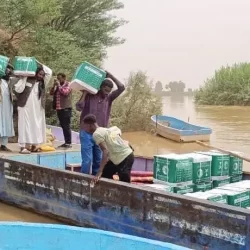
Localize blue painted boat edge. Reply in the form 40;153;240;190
0;222;190;250
151;115;212;135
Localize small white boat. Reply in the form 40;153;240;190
151;115;212;143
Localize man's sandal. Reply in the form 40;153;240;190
31;145;41;153
20;148;31;154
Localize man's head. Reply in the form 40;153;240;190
99;78;113;98
2;64;13;81
83;114;98;134
36;66;45;81
57;73;66;84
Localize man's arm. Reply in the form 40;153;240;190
76;91;88;111
94;142;109;179
106;71;125;102
58;81;71;96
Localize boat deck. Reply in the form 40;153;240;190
0;142;81;157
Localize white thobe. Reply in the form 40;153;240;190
15;65;52;146
0;79;14;145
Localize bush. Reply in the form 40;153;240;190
110;71;162;131
195;63;250;106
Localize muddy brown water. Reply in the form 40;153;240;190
1;96;250;223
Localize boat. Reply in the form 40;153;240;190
0;222;189;250
0;126;250;249
151;115;212;142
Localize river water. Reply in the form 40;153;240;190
1;96;250;222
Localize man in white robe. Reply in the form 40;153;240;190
0;65;15;152
14;64;52;154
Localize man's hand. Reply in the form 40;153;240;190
53;79;59;87
105;70;113;79
90;171;102;187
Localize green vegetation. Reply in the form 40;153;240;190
0;0;126;75
0;0;162;135
195;63;250;105
110;71;162;131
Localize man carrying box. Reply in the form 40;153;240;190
0;64;15;151
76;71;125;175
14;63;52;154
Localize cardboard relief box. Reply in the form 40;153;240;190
196;151;230;178
153;154;193;186
194;182;213;192
70;61;106;94
215;187;250;208
229;152;243;176
182;153;212;184
213;177;231;188
0;55;9;77
185;191;228;204
13;56;38;77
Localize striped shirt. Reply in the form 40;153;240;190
50;81;71;110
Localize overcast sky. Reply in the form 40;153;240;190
104;0;250;89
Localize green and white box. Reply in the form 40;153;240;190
197;151;230;178
225;180;250;190
0;55;9;77
213;177;231;188
229;152;243;176
153;154;193;186
230;174;243;183
216;187;250;208
174;184;194;195
194;182;213;192
185;192;228;204
13;56;37;77
144;184;174;193
182;153;212;184
70;62;106;94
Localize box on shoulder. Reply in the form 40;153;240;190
13;56;38;77
70;62;106;94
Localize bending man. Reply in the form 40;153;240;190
82;114;134;185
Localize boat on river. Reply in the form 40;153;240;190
151;115;212;142
0;126;250;250
0;222;188;250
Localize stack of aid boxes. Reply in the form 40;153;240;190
196;151;230;188
153;154;193;194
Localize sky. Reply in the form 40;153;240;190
104;0;250;89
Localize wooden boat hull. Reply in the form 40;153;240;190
1;154;250;250
0;222;187;250
151;115;212;143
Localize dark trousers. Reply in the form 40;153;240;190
57;108;72;144
102;153;134;183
